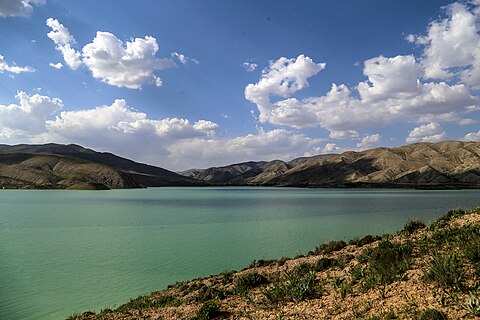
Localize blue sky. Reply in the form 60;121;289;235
0;0;479;170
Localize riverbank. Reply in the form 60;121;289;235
69;207;480;319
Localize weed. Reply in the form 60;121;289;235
220;270;235;285
195;286;226;302
339;281;352;299
235;272;269;295
116;293;179;312
263;264;319;303
419;308;447;320
315;240;347;254
424;254;464;291
315;257;338;271
193;300;221;320
463;293;480;317
402;220;426;235
364;240;412;291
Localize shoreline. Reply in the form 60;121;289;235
69;207;480;319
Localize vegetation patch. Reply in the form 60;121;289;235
234;271;269;295
263;263;320;303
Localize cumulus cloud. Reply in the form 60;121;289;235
406;122;447;143
244;54;326;125
357;134;381;150
464;130;480;141
246;54;478;133
0;91;62;140
0;0;45;17
0;54;34;73
412;2;480;89
46;18;82;69
49;62;63;69
242;61;258;72
166;128;325;169
303;143;341;156
46;18;178;89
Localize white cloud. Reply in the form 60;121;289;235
329;130;359;139
303;143;340;156
166;128;325;169
171;52;198;65
0;91;62;140
46;18;82;69
357;55;422;103
357;134;381;150
242;61;258;72
49;62;63;69
46;18;177;89
413;2;480;89
457;118;476;125
81;31;174;89
0;54;34;73
406;122;447;143
245;54;479;133
464;130;480;141
0;0;45;17
244;54;326;124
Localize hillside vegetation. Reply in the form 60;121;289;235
70;207;480;319
183;141;480;188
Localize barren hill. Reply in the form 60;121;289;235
0;144;200;189
183;141;480;188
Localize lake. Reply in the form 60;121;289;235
1;187;479;320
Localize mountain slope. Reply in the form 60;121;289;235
0;144;201;189
183;141;480;188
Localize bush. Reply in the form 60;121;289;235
263;264;319;303
116;294;179;311
419;308;447;320
365;240;413;289
349;234;381;247
194;301;221;320
235;272;269;294
315;257;338;271
424;254;464;291
195;286;226;302
315;240;347;254
403;220;426;235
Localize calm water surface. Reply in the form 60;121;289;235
1;187;479;320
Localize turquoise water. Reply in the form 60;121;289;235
0;187;479;320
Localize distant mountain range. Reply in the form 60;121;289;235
182;141;480;189
0;143;200;189
1;141;479;189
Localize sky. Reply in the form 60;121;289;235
0;0;479;171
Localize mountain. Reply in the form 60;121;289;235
182;141;480;188
0;143;201;189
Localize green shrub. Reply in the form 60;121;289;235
419;308;447;320
403;220;426;235
220;270;235;285
424;254;464;291
116;293;179;311
339;281;352;299
315;240;347;254
463;293;480;317
194;300;221;320
463;235;480;264
349;234;381;247
364;240;413;289
263;264;319;303
235;272;269;294
195;285;226;302
315;257;338;271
